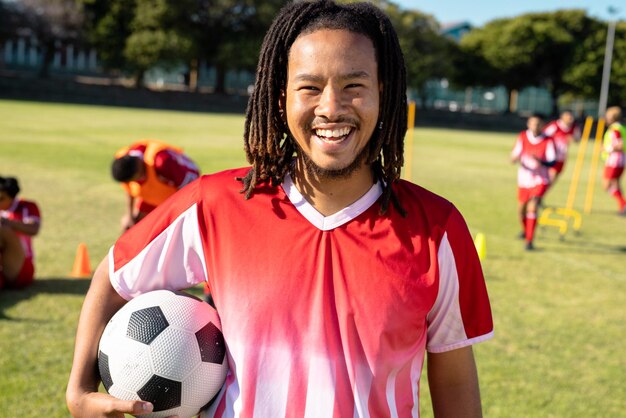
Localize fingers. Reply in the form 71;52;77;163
113;399;154;415
96;393;153;416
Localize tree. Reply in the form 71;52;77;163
460;17;545;113
80;0;136;75
80;0;283;91
0;1;21;44
386;5;455;108
17;0;84;78
607;21;626;107
124;0;194;87
447;39;498;93
81;0;194;87
186;0;285;94
563;19;626;109
459;10;609;115
533;10;604;115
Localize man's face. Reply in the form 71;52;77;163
284;29;380;179
0;192;12;211
560;111;574;127
527;116;544;136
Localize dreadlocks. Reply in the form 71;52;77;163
240;0;408;216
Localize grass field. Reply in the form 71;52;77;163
0;99;624;417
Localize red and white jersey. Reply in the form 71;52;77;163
0;198;40;260
127;144;200;188
109;168;493;418
543;120;580;162
511;130;556;188
603;122;625;168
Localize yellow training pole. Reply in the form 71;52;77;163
565;116;594;210
584;118;606;214
404;101;416;181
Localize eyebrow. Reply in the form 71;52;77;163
292;71;372;83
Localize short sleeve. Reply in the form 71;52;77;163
109;180;208;300
23;201;41;224
426;206;494;353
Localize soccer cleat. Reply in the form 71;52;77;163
518;231;526;240
525;241;534;251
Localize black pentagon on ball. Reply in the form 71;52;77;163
137;375;182;411
127;306;169;345
98;351;114;391
196;322;226;364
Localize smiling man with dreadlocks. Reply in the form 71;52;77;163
67;1;493;417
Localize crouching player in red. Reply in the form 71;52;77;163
0;176;41;290
511;114;556;250
111;139;201;231
602;106;626;215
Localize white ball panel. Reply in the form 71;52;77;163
182;361;228;407
158;294;203;332
99;308;132;353
107;340;154;392
108;384;141;402
150;328;200;381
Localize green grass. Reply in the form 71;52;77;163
1;99;624;417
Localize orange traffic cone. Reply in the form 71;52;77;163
71;243;92;278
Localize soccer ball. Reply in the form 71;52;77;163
97;289;228;418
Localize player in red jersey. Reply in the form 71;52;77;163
67;3;493;417
0;176;41;291
111;139;200;230
511;114;556;250
543;110;580;184
602;106;626;214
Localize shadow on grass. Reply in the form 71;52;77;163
0;277;91;320
0;277;206;320
541;235;626;254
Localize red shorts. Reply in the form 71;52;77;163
551;161;565;175
0;258;35;290
604;166;624;180
518;184;549;203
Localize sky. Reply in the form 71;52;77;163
394;0;624;26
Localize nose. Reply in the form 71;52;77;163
315;85;346;121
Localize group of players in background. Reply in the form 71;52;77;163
511;106;625;250
2;107;625;291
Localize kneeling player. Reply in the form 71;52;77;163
0;177;41;290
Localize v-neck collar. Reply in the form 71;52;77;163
281;172;383;231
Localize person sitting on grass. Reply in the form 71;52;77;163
0;176;41;291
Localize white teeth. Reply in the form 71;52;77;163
315;127;351;138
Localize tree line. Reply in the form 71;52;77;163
1;0;625;113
